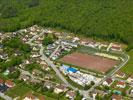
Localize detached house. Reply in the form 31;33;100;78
116;81;126;88
23;92;39;100
66;90;76;99
112;94;122;100
5;80;15;88
54;84;68;94
115;71;125;78
0;79;4;86
20;74;30;82
103;78;113;86
127;75;133;84
44;81;53;89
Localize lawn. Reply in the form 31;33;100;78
6;83;31;98
121;50;133;74
44;96;56;100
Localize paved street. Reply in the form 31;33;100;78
0;92;12;100
27;31;130;100
40;44;77;90
86;52;129;93
50;45;61;58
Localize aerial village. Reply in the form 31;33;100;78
0;25;133;100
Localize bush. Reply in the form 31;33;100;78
42;36;54;46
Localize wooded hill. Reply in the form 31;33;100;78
0;0;133;50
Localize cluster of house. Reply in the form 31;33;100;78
0;43;8;60
54;84;76;99
45;38;78;60
18;59;50;82
20;26;44;43
80;39;122;52
60;65;101;86
0;25;44;61
43;80;77;99
102;71;133;100
0;79;15;93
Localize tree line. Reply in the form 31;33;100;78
0;0;133;50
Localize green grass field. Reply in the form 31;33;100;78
121;50;133;74
6;83;31;98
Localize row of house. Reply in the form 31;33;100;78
80;39;122;52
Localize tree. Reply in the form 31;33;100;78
104;86;110;90
8;70;20;79
20;44;31;53
42;36;54;46
1;6;18;18
25;62;40;72
28;0;39;8
75;91;83;100
3;38;31;53
84;84;91;90
90;81;95;85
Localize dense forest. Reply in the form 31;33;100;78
0;0;133;50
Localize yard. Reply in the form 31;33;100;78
6;83;31;98
121;50;133;74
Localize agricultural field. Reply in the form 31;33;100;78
59;52;119;74
121;50;133;74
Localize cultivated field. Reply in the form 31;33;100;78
60;52;119;73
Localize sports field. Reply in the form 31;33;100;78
60;52;119;73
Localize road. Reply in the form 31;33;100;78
26;31;95;98
112;77;126;82
39;44;77;90
0;92;12;100
18;68;59;85
0;31;48;100
49;45;61;58
27;31;77;89
86;52;129;93
27;30;130;100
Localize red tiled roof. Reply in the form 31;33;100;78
5;80;14;87
66;91;76;98
0;79;4;84
56;84;67;90
117;81;125;86
106;78;113;84
112;94;122;100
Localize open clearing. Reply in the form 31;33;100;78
60;52;119;73
121;50;133;74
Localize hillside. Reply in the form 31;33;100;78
0;0;133;50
